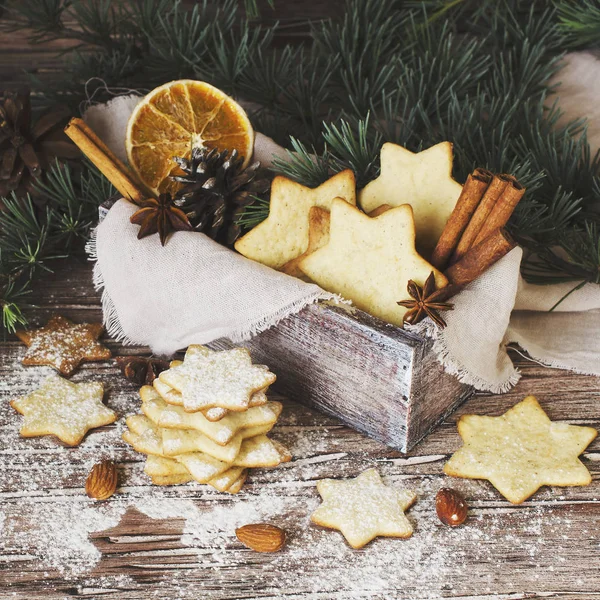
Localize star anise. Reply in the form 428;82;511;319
397;272;454;328
130;193;193;245
116;355;171;385
0;88;78;198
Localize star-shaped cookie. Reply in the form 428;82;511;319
158;345;276;412
140;385;281;445
311;469;416;549
299;198;447;326
359;142;462;256
16;315;112;376
234;169;356;269
10;374;117;446
153;356;269;422
281;206;330;278
444;396;598;504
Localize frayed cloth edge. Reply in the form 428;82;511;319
408;320;521;394
87;227;343;351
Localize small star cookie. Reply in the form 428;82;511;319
299;198;447;326
235;170;356;269
359;142;462;256
444;396;598;504
158;345;276;412
16;315;112;376
10;374;117;446
153;357;268;422
311;469;416;549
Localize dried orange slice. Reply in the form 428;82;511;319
126;80;254;195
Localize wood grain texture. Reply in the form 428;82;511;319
215;302;472;452
0;258;599;600
2;3;600;597
0;0;344;90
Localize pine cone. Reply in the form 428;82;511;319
171;147;270;246
0;88;79;198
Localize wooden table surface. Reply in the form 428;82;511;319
0;257;599;600
2;4;600;596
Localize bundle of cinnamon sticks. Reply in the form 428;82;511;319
431;168;525;288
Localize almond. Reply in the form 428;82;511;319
235;523;286;553
436;487;468;527
86;460;118;501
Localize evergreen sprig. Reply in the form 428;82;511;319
556;0;600;48
1;0;600;332
0;162;113;333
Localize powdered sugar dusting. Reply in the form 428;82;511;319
2;499;127;575
20;315;111;375
0;447;591;596
0;351;596;596
161;346;276;411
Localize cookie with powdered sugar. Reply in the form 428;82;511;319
16;315;111;377
153;358;268;422
311;468;416;549
158;345;275;413
11;374;117;446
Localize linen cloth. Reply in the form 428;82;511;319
87;80;600;391
87;95;335;356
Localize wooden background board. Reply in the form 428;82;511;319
0;0;344;90
1;260;600;600
2;3;600;598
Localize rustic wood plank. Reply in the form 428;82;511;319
3;3;600;596
216;301;473;452
0;257;599;599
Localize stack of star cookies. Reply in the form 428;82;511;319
123;345;290;494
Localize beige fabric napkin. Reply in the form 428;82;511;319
86;88;600;390
411;249;600;392
86;95;335;355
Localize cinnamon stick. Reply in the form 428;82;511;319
472;177;525;247
368;204;393;218
445;228;516;288
450;174;512;264
64;118;146;205
430;167;492;270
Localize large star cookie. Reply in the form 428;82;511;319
311;469;416;549
359;142;462;256
299;198;447;326
16;315;112;376
11;374;117;446
158;345;276;412
235;170;356;269
444;396;598;504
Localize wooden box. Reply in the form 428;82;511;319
214;302;472;452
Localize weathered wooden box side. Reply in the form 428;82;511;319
405;338;474;449
214;302;472;452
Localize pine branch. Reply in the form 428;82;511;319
239;0;275;20
0;275;31;333
2;0;70;44
271;138;332;188
3;0;600;295
236;194;270;230
556;0;600;48
34;160;113;247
